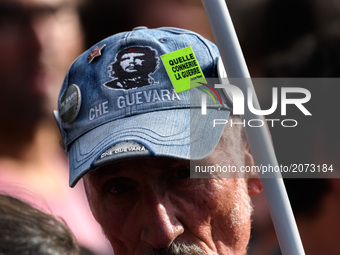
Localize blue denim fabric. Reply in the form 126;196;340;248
54;27;231;187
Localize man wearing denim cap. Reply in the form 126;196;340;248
54;27;262;255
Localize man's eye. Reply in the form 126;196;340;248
174;166;190;179
103;178;136;195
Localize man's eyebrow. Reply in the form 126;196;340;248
89;165;122;180
89;158;191;179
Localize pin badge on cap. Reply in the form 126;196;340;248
59;84;81;123
87;44;106;64
161;46;207;93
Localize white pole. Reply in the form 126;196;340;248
201;0;305;254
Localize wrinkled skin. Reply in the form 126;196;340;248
84;126;262;255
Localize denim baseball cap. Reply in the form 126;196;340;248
54;27;231;187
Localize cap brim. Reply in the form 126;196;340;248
68;107;230;187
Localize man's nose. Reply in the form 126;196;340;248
131;58;137;65
141;199;184;249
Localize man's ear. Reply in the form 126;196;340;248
247;177;263;196
244;142;263;196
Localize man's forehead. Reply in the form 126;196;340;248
87;157;191;179
85;145;230;183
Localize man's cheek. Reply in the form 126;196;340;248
173;189;218;223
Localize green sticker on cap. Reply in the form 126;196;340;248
161;46;207;93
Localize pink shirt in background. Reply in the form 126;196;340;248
0;167;113;255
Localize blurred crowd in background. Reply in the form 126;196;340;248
0;0;339;254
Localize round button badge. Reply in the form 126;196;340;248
59;84;81;123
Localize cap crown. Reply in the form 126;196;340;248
56;27;220;149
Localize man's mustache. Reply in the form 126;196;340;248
143;242;206;255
